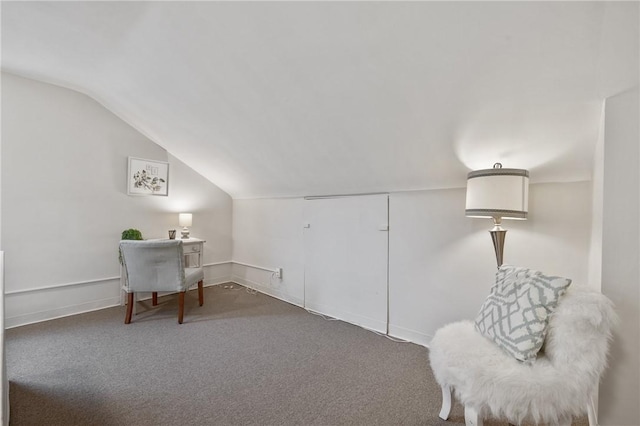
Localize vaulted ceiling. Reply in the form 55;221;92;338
2;2;638;198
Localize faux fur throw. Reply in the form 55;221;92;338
429;289;617;424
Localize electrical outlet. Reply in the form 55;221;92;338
274;267;283;279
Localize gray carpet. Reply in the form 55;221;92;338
6;285;587;425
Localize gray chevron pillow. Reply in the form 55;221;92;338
475;265;572;363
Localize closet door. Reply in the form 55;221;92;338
303;194;388;333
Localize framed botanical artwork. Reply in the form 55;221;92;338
127;157;169;196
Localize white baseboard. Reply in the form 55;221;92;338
231;275;303;308
388;324;432;348
232;265;428;346
5;263;431;353
6;264;233;328
205;280;231;287
204;277;233;288
5;296;121;329
133;277;232;302
304;300;387;334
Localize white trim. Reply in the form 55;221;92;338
5;262;234;296
4;276;121;295
5;296;121;329
5;275;234;329
304;192;389;200
232;264;430;347
3;260;433;351
203;261;232;267
231;275;303;307
129;277;233;301
232;262;277;273
387;324;432;348
203;277;232;288
304;300;387;334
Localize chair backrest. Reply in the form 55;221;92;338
543;288;617;382
120;240;186;293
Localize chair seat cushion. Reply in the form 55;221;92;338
430;321;531;393
430;320;579;423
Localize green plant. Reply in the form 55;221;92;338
121;229;143;241
119;228;143;264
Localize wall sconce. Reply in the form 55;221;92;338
465;163;529;267
179;213;193;239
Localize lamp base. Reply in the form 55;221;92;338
489;216;506;267
490;229;506;268
181;227;190;239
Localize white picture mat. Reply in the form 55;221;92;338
127;157;169;196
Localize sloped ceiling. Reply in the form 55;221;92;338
2;2;638;198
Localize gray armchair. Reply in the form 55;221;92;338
119;239;204;324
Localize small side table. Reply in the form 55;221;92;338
181;237;205;268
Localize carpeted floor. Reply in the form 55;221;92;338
6;284;587;425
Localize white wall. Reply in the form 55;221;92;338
594;3;639;423
588;105;605;291
389;182;592;345
232;182;593;346
0;67;6;425
599;87;640;425
1;73;233;327
232;198;305;307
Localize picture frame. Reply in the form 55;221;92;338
127;157;169;196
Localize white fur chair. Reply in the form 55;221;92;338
429;289;616;426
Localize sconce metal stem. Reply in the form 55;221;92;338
490;217;506;267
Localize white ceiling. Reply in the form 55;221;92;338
2;2;638;198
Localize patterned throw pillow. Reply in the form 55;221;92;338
475;265;572;363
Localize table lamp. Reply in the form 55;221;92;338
179;213;192;239
465;163;529;267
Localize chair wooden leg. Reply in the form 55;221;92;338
198;280;204;306
178;292;185;324
464;405;483;426
152;292;158;306
125;293;134;324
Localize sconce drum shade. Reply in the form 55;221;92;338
465;167;529;219
178;213;193;227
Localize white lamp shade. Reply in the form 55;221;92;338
178;213;193;227
465;168;529;219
